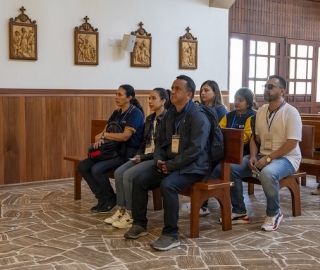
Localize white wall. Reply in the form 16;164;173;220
0;0;229;90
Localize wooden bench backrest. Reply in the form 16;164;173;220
300;114;320;121
300;125;315;159
301;119;320;148
221;128;244;164
91;119;108;143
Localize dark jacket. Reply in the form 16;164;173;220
154;101;210;175
136;110;167;162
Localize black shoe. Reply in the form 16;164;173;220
98;200;116;213
91;205;99;213
124;225;148;239
91;199;105;213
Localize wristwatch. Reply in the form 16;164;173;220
266;155;272;163
101;132;105;140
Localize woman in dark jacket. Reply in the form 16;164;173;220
104;88;169;229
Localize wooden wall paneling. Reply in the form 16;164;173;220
229;0;320;41
3;97;21;185
0;97;4;185
46;97;63;180
19;97;26;183
25;97;39;182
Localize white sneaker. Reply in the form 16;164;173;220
104;209;123;225
311;188;320;195
219;211;250;224
261;212;283;231
180;202;210;216
112;212;133;228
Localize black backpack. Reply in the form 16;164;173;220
195;101;225;164
88;122;125;162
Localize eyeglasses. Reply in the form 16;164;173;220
263;83;283;90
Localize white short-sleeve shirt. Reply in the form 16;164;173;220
255;103;302;171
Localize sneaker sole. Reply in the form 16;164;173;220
152;241;180;251
113;223;133;229
104;220;117;225
124;231;149;239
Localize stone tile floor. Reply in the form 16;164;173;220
0;177;320;269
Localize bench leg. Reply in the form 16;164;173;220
152;187;162;211
73;161;82;200
220;190;232;231
301;175;306;186
189;190;202;238
291;179;301;216
248;183;254;195
280;177;301;216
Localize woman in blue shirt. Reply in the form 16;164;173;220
78;84;144;213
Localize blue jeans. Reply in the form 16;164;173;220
211;155;295;217
77;147;138;204
131;166;203;238
114;159;154;211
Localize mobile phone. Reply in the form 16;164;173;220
252;166;261;180
251;165;260;171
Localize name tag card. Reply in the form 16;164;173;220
171;135;180;153
264;134;273;150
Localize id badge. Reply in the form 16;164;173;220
264;134;273;150
171;135;180;153
145;140;155;154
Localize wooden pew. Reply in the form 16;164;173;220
179;128;244;238
299;125;320;186
301;119;320;149
64;119;163;211
300;114;320;121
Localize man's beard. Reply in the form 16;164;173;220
264;92;280;102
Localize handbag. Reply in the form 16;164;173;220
88;121;124;162
87;105;136;162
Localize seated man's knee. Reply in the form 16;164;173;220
160;177;178;194
132;169;152;190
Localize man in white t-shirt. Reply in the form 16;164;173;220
229;75;301;231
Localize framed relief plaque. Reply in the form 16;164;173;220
74;16;99;65
130;22;152;68
9;6;37;60
179;27;198;69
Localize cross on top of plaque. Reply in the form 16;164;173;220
20;6;26;14
84;16;89;23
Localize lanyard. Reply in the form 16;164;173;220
231;113;239;128
174;101;190;134
266;101;284;132
118;104;133;123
